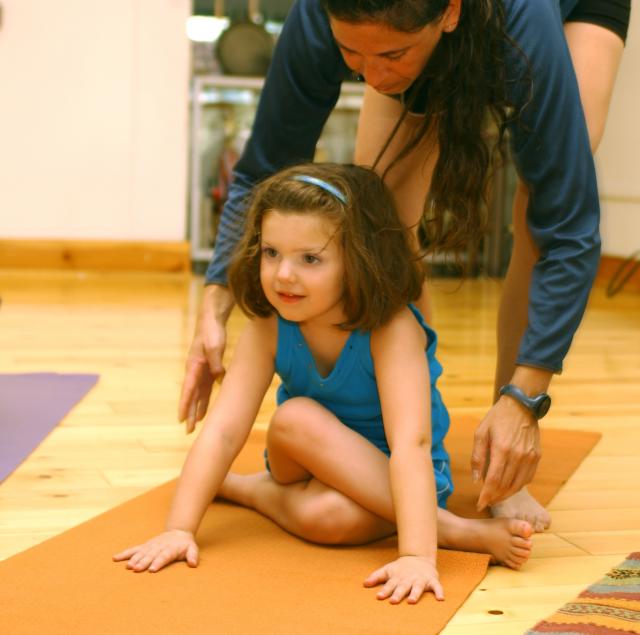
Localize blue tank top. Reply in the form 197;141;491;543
275;305;450;463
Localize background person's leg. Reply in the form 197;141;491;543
491;21;625;529
564;21;625;152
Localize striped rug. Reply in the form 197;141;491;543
526;552;640;634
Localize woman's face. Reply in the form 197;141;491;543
329;2;460;95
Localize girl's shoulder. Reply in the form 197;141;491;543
246;314;278;358
369;306;427;354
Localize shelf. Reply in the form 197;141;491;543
189;75;365;265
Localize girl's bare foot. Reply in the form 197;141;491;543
439;512;534;570
490;487;551;533
476;518;533;569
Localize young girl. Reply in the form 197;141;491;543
114;163;533;604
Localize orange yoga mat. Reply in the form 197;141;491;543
1;418;600;635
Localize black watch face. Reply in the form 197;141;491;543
536;396;551;419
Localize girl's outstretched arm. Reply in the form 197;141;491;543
367;307;443;603
113;316;276;573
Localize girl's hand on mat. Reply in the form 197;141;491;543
179;286;233;433
472;397;541;511
112;530;199;573
363;556;444;604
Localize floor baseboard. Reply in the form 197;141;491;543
0;239;191;273
596;254;640;294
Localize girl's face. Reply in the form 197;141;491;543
260;210;345;326
329;1;460;95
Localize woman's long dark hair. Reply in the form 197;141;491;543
322;0;527;265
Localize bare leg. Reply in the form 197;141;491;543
219;472;532;569
492;22;625;530
219;472;397;545
564;22;624;152
219;397;533;568
491;182;551;532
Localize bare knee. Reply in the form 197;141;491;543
291;489;365;544
267;398;332;463
269;397;321;443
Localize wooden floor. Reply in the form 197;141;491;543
0;270;638;634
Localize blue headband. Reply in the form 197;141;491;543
291;175;348;205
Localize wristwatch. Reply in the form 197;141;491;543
499;384;551;420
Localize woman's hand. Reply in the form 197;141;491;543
364;555;444;604
112;529;199;573
471;396;541;511
178;285;234;433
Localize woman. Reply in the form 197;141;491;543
179;0;630;530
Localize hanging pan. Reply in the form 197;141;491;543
215;0;274;76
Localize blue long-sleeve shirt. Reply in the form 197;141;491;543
205;0;600;373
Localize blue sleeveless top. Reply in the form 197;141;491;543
275;305;450;465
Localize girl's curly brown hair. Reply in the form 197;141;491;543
228;162;424;331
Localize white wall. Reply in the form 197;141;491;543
0;3;636;251
0;0;190;241
597;8;640;258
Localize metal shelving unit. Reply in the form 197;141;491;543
189;75;365;266
188;74;512;275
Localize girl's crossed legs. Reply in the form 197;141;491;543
219;397;533;570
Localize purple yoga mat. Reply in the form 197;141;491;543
0;373;99;483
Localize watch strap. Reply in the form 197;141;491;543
499;384;551;419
